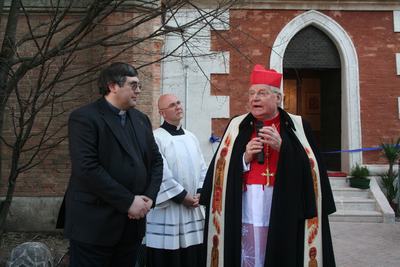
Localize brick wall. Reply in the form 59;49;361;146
210;9;400;165
1;8;399;198
0;11;162;197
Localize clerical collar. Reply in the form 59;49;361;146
262;112;280;125
161;121;184;136
105;98;126;115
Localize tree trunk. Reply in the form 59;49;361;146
0;172;17;234
0;0;5;27
0;0;21;234
0;136;21;232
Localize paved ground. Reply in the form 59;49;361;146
331;221;400;267
1;221;399;266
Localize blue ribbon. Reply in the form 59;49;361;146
322;147;380;154
323;145;400;154
209;133;221;143
209;134;400;155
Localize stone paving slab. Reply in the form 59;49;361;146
331;221;400;267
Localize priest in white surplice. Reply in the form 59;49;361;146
145;94;207;267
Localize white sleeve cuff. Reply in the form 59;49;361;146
242;153;250;172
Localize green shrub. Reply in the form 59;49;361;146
380;138;400;178
350;164;370;179
380;171;398;204
380;138;400;215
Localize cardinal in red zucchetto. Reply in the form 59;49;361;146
200;64;336;267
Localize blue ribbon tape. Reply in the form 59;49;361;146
209;134;400;154
209;133;221;143
323;145;400;154
322;147;381;154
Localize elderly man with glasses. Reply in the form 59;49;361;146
200;65;336;267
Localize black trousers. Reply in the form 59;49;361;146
69;239;142;267
146;244;203;267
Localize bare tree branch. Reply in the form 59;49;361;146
0;0;238;233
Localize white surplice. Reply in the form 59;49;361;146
241;185;274;267
146;128;207;249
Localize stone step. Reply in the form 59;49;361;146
334;198;377;211
329;177;348;187
327;176;394;223
332;187;371;198
329;210;383;223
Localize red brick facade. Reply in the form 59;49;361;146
1;7;400;197
210;9;400;165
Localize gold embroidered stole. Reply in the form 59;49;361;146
206;114;247;267
289;113;323;267
206;113;323;266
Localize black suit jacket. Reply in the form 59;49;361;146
64;98;163;246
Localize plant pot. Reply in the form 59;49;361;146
349;177;370;189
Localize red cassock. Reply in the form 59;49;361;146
243;114;281;189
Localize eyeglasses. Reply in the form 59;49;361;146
248;89;274;98
159;100;182;110
126;81;142;91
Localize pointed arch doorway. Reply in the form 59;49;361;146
283;26;341;170
270;10;362;172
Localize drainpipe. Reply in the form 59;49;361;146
398;158;400;216
184;64;188;128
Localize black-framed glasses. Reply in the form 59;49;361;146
160;100;182;110
126;81;142;91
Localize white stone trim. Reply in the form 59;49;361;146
394;11;400;32
396;53;400;75
270;10;362;172
161;9;230;163
364;164;399;175
234;1;400;11
2;196;63;231
398;97;400;119
369;177;396;224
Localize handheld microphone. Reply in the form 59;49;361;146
255;120;264;164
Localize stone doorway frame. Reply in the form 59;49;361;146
270;10;361;172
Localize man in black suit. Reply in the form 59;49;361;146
64;62;163;266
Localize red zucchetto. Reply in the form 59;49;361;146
250;64;282;88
